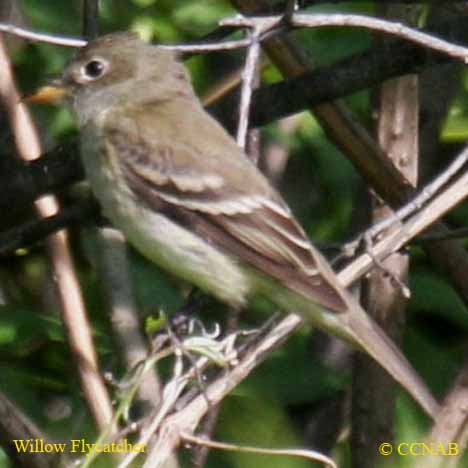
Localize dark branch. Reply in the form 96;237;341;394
0;201;99;257
0;142;83;215
82;0;99;39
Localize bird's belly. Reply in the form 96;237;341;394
85;159;250;307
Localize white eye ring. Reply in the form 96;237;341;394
80;58;109;81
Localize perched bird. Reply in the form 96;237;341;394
29;32;439;418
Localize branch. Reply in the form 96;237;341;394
0;23;85;46
0;34;114;433
417;356;468;468
352;6;421;467
0;391;59;468
129;314;303;467
236;28;261;148
0;200;97;256
222;13;468;63
82;0;99;39
181;432;337;468
0;141;83;215
338;145;468;286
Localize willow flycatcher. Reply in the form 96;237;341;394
28;32;439;418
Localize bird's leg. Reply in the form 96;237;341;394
167;288;207;335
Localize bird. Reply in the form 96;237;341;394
28;32;439;419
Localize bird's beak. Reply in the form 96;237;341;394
24;78;69;104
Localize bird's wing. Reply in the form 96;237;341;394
104;111;347;313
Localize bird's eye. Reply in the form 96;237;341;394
82;59;107;80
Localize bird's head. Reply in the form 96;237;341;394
27;32;191;123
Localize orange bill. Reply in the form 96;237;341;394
24;85;68;104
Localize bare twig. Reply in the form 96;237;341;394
96;227;163;411
338;145;468;286
339;143;468;264
0;36;113;431
182;432;337;468
0;23;86;46
201;64;250;107
360;144;468;243
418;226;468;243
261;115;299;185
222;13;468;63
1;9;468;64
0;391;59;468
283;0;298;22
352;6;421;467
417;356;468;468
82;0;99;39
237;27;261;148
190;404;222;468
135;315;303;468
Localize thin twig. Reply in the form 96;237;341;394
182;432;337;468
82;0;99;39
2;9;467;64
237;27;261;148
201;64;248;107
158;35;256;53
363;146;468;242
418;226;468;243
196;39;262;466
416;355;468;468
283;1;298;22
96;227;164;411
190;404;221;468
0;391;60;468
222;13;468;63
0;35;113;432
0;23;86;46
338;146;468;287
338;146;468;263
352;6;421;466
137;315;303;468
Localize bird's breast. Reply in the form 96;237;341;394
79;125;251;307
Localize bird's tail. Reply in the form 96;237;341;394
261;274;440;419
340;302;440;419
